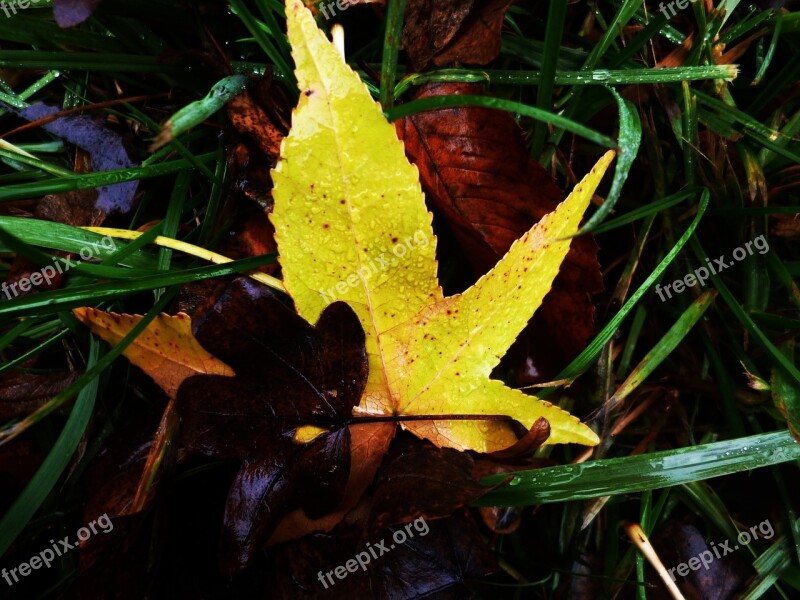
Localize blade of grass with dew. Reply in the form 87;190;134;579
198;143;228;245
0;153;217;203
616;305;647;379
149;75;248;151
752;15;782;86
473;430;800;506
590;189;694;234
154;171;191;299
0;147;73;177
540;189;709;393
0;71;60;119
393;69;489;100
682;81;699;186
0;338;100;557
608;289;717;407
0;51;183;73
545;0;643;152
576;86;641;234
99;222;164;268
253;0;291;62
229;0;293;88
0;14;121;52
0;216;155;268
82;227;285;292
385;95;616;148
0;225;157;280
0;254;279;319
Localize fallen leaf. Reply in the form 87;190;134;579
367;434;492;531
176;278;369;571
227;89;285;162
215;203;279;275
272;1;606;454
53;0;104;28
0;371;80;420
72;309;235;399
272;509;497;598
17;103;138;213
651;521;747;599
402;0;475;70
35;189;104;228
431;0;514;67
265;419;395;546
397;82;604;371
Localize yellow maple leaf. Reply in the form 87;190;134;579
73;308;235;398
272;0;609;452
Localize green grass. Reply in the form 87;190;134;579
0;0;798;598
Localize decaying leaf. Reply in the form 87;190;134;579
0;371;80;420
651;521;747;598
53;0;104;28
176;278;369;571
402;0;513;69
272;0;607;455
72;308;235;399
14;103;138;213
367;434;493;531
402;0;475;70
272;510;497;599
226;90;285;162
430;0;514;67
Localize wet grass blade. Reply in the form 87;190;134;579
385;94;616;148
608;289;717;407
576;86;641;234
0;216;155;268
474;430;800;506
0;254;277;319
0;153;216;203
0;338;101;557
544;189;710;390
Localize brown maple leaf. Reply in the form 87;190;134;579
176;277;368;572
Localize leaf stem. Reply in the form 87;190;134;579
348;413;516;425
